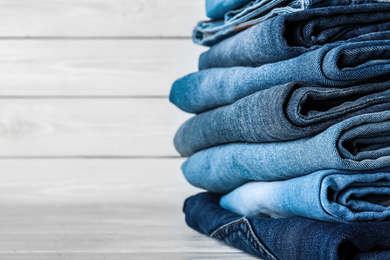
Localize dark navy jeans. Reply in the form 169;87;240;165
199;4;390;69
174;81;390;157
184;192;390;260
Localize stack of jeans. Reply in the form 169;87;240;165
170;2;390;259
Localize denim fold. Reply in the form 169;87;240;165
174;81;390;157
220;169;390;222
184;192;390;260
182;111;390;193
206;0;251;19
199;5;390;69
194;3;390;46
170;40;390;114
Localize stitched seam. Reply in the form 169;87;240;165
211;220;246;238
213;218;278;260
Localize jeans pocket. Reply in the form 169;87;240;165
211;217;279;260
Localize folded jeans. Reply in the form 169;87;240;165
199;5;390;69
184;192;390;260
170;40;390;114
174;80;390;156
220;169;390;222
194;2;390;46
206;0;252;19
182;111;390;193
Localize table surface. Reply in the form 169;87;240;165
0;1;257;259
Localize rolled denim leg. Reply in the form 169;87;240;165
220;169;390;222
174;80;390;156
199;4;390;69
182;111;390;193
170;40;390;114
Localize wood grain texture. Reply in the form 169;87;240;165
0;99;190;156
0;1;257;259
0;159;256;259
0;253;256;260
0;40;205;96
0;0;206;37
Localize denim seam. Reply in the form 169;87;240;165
296;91;390;121
211;217;278;260
210;218;246;237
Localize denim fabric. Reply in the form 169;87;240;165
206;0;251;19
184;192;390;260
182;111;390;193
194;3;390;46
174;81;390;157
170;40;390;114
199;5;390;69
220;169;390;222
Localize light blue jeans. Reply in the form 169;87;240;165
182;111;390;193
220;169;390;222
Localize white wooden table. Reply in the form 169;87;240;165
0;1;257;259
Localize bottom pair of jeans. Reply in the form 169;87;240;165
184;192;390;260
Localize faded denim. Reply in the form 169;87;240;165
206;0;251;19
220;169;390;222
194;3;390;46
184;192;390;260
182;111;390;193
174;81;390;157
200;5;390;69
170;40;390;114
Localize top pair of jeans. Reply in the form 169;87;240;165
220;169;390;222
200;5;390;69
184;192;390;260
170;40;390;114
182;111;390;193
174;80;390;157
194;2;390;46
206;0;251;19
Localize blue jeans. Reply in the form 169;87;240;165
206;0;252;19
182;111;390;193
195;2;390;46
220;169;390;222
174;81;390;157
170;40;390;114
184;192;390;260
200;5;390;69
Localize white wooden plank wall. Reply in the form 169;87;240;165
0;1;257;259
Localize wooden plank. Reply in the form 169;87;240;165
0;40;205;96
0;159;256;259
0;99;190;156
0;253;256;259
0;0;205;37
